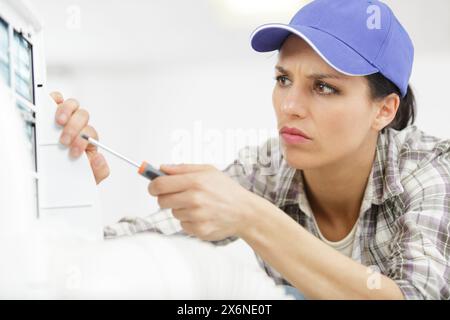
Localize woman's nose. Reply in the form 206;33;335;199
281;89;308;118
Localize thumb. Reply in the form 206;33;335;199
89;153;110;185
160;163;214;175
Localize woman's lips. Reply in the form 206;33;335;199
279;127;312;144
281;132;311;144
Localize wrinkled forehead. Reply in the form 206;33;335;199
277;35;344;77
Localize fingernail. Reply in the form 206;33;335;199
93;155;104;168
70;147;80;158
60;133;71;146
58;113;68;124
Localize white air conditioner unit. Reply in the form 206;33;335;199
0;0;103;240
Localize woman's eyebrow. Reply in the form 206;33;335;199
275;65;291;75
275;66;344;80
306;73;344;80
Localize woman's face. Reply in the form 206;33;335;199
273;35;382;170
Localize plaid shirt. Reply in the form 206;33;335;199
104;125;450;300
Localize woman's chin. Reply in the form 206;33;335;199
282;148;320;170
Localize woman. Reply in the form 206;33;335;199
52;0;449;299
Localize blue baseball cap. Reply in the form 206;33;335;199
250;0;414;97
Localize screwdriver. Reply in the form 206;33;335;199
81;133;165;180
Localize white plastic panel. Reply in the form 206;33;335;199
36;88;103;240
38;144;96;208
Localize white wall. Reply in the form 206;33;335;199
410;54;450;140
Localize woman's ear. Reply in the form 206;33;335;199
372;93;400;131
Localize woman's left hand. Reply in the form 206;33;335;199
148;164;260;241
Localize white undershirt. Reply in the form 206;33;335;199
311;214;358;257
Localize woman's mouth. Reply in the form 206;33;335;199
279;126;312;144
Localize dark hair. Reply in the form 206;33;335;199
365;73;416;133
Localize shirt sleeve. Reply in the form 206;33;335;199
385;152;450;300
104;137;282;245
103;208;185;239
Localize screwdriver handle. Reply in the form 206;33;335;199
138;161;165;180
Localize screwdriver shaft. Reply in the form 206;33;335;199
80;134;140;168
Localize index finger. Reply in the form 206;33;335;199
148;173;198;196
55;98;80;126
50;91;64;104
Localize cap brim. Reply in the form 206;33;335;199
250;24;378;76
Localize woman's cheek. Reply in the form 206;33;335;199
319;111;357;154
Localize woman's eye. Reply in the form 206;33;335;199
314;81;338;95
275;75;292;87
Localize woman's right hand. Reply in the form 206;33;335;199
51;91;110;184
